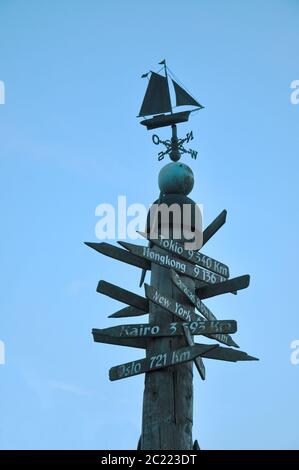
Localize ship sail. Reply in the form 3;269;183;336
138;64;204;130
172;79;203;109
138;72;172;117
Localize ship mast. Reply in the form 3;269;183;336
159;59;180;162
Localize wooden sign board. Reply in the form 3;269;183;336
93;318;237;340
92;330;147;349
119;241;227;285
109;343;219;381
145;283;238;348
183;325;206;380
145;284;198;323
171;271;239;348
202;210;227;246
138;231;230;278
85;242;150;271
97;280;149;312
196;274;250;299
196;343;259;362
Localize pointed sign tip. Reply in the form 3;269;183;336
84;241;107;251
248;355;259;361
84;241;96;249
117;241;130;250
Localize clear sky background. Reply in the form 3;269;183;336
0;0;298;450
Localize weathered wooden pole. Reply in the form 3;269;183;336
141;164;200;450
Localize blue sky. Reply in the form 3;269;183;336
0;0;298;450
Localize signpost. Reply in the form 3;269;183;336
86;61;258;450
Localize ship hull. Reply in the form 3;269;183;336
140;111;192;130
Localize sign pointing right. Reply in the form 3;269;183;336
196;274;250;299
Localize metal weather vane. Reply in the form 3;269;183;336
138;59;203;161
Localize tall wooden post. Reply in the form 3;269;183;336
140;176;200;450
141;248;196;449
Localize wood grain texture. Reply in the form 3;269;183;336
141;245;197;450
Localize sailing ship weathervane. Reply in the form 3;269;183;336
138;60;204;161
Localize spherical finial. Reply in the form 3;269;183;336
158;162;194;195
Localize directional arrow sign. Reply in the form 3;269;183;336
108;306;147;319
170;272;239;348
202;210;227;246
119;241;227;284
109;343;219;381
145;284;238;348
97;280;149;312
85;242;150;271
93;318;237;340
196;274;250;299
138;231;230;278
196;343;259;362
92;331;147;349
183;325;206;380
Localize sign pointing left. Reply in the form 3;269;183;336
108;306;147;318
109;343;219;381
85;242;150;271
171;271;239;348
97;280;149;312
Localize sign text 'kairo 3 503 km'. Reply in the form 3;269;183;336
85;60;258;450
